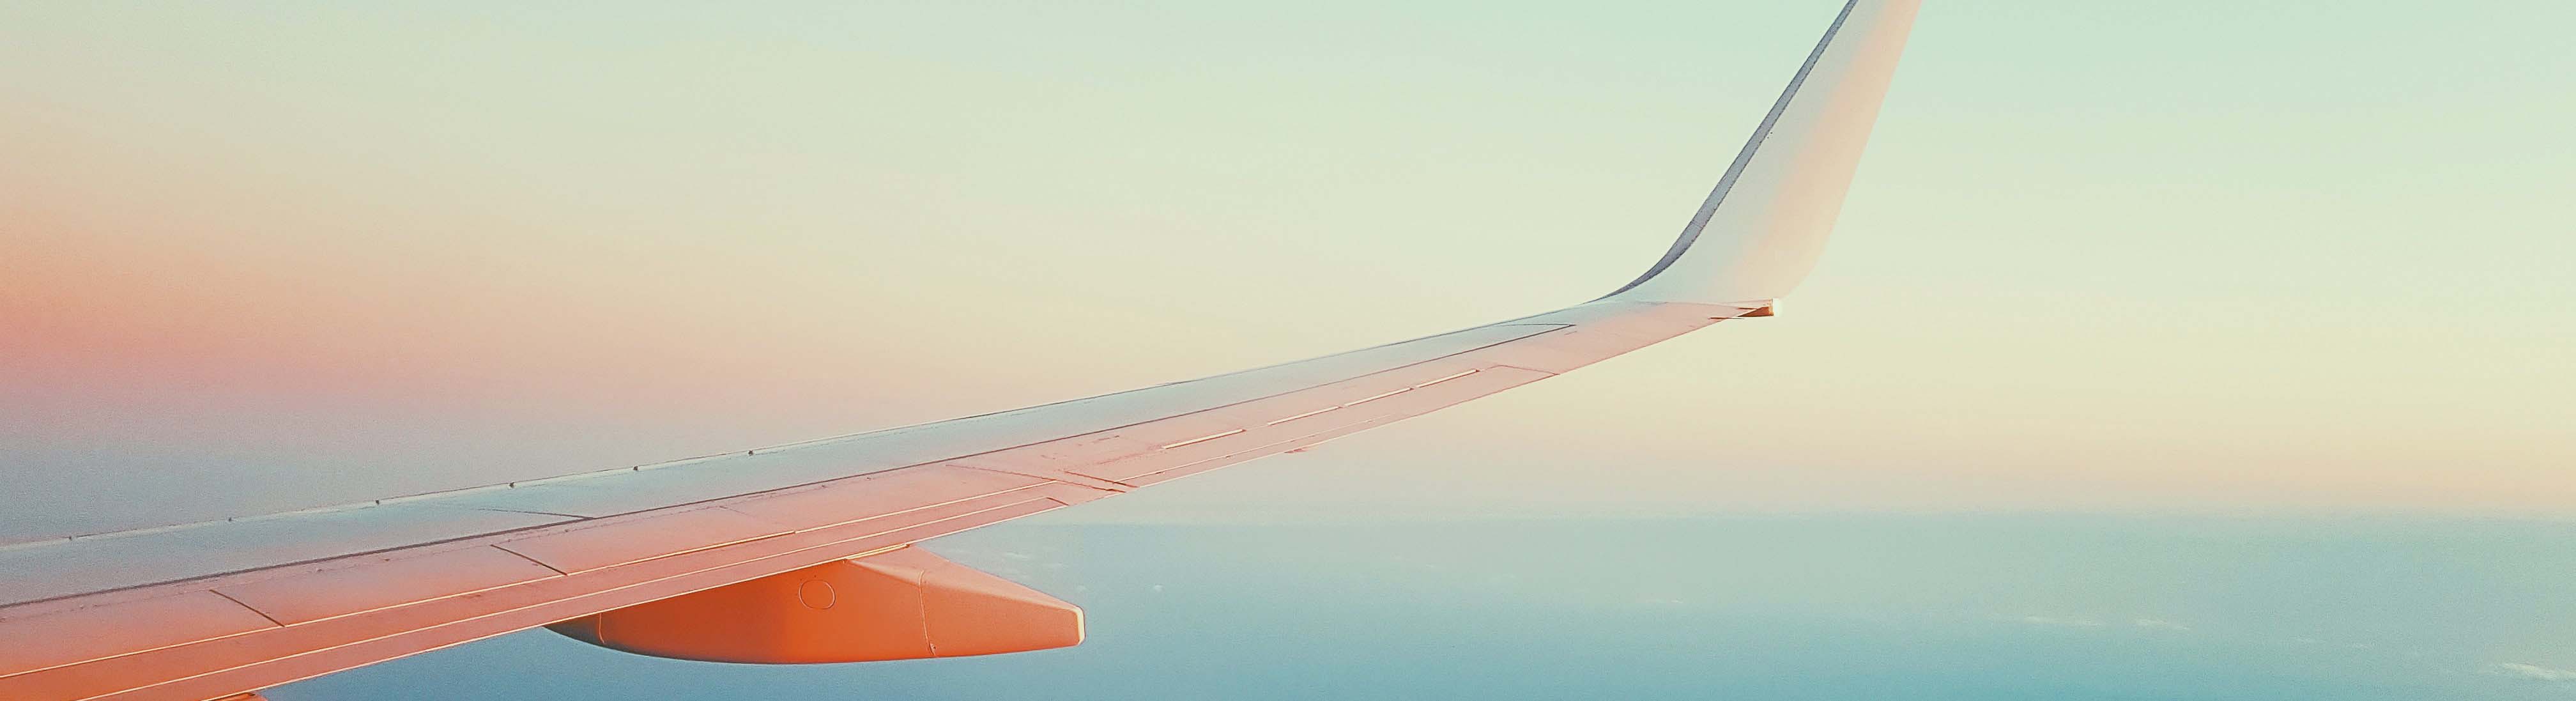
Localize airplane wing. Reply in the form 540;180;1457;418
0;1;1919;698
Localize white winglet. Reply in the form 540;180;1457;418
1604;0;1920;307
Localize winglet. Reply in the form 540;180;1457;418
1602;0;1920;307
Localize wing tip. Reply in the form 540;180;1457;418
1601;0;1919;305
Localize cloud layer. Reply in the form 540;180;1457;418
2490;663;2576;682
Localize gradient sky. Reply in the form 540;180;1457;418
4;1;2572;537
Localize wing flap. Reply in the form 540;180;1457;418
0;592;275;682
0;505;574;607
8;490;1073;701
493;507;790;575
214;546;561;627
717;466;1060;531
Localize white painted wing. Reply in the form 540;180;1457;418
0;2;1918;699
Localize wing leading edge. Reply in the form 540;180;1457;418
0;2;1919;699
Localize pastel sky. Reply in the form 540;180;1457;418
3;1;2570;537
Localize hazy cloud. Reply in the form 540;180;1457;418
2132;618;2191;631
2490;663;2576;682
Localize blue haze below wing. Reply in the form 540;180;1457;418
268;516;2576;700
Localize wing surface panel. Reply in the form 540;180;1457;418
0;301;1754;700
0;321;1560;606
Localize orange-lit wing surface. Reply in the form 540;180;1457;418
0;1;1918;699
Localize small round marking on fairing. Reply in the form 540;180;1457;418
798;580;836;610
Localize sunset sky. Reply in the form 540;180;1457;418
4;0;2572;538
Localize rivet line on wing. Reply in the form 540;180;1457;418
1156;429;1244;450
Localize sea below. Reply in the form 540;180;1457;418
270;515;2576;700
